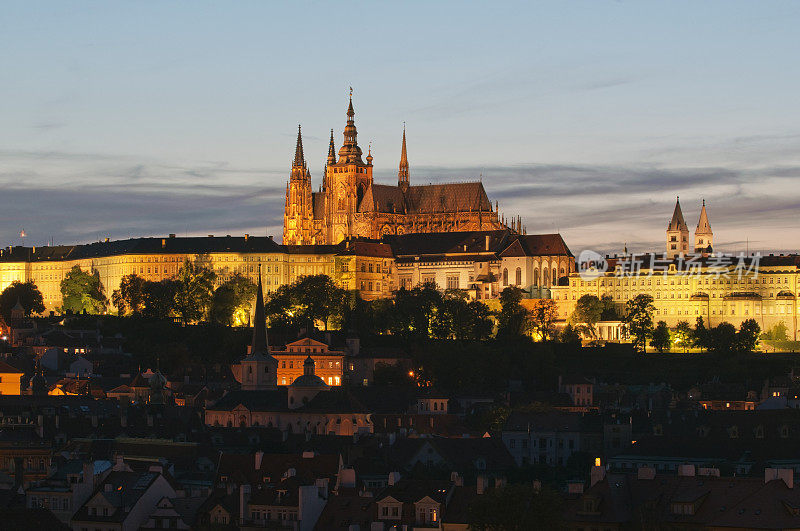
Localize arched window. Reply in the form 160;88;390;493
552;267;557;285
502;268;509;286
533;269;539;287
515;267;522;286
543;268;550;286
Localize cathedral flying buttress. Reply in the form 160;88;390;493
283;93;516;245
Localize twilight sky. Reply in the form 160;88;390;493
2;1;800;255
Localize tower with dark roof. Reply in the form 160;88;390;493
241;271;278;390
282;125;315;245
666;197;690;258
694;199;713;256
398;125;409;192
287;356;329;409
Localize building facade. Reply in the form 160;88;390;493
1;230;571;313
282;95;512;245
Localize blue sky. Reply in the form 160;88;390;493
2;1;800;254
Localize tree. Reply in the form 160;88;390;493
650;321;671;353
708;322;737;354
623;294;655;352
0;281;44;321
174;258;216;322
692;316;709;352
111;274;146;316
467;483;563;530
265;274;348;333
762;321;788;341
559;323;582;344
141;279;179;320
570;294;603;338
736;318;761;353
388;283;442;341
432;290;493;341
529;299;558;341
600;294;621;320
674;320;692;352
210;273;257;326
497;287;531;338
60;266;108;314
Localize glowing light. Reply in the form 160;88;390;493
595;457;601;467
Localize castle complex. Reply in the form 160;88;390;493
283;95;513;245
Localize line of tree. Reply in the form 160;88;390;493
111;261;257;325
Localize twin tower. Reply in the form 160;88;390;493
666;197;713;259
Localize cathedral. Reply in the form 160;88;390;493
282;95;514;245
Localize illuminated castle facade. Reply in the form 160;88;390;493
283;95;513;245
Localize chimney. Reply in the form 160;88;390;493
161;239;166;248
765;468;794;489
254;451;264;471
337;468;357;489
567;481;585;494
244;233;249;241
83;462;94;487
590;458;606;487
678;464;696;477
169;233;176;238
388;471;401;486
476;475;488;495
637;467;656;480
239;484;251;525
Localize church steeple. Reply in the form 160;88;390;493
398;125;409;191
694;199;713;256
284;125;313;245
327;129;336;165
240;267;278;390
293;125;305;168
666;196;690;259
250;271;268;357
338;90;363;163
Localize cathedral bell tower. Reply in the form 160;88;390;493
283;125;314;245
322;91;373;244
694;199;713;256
666;196;690;259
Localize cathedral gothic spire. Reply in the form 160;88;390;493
398;125;409;190
293;125;305;168
327;129;336;165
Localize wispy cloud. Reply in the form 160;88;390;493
2;148;799;255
